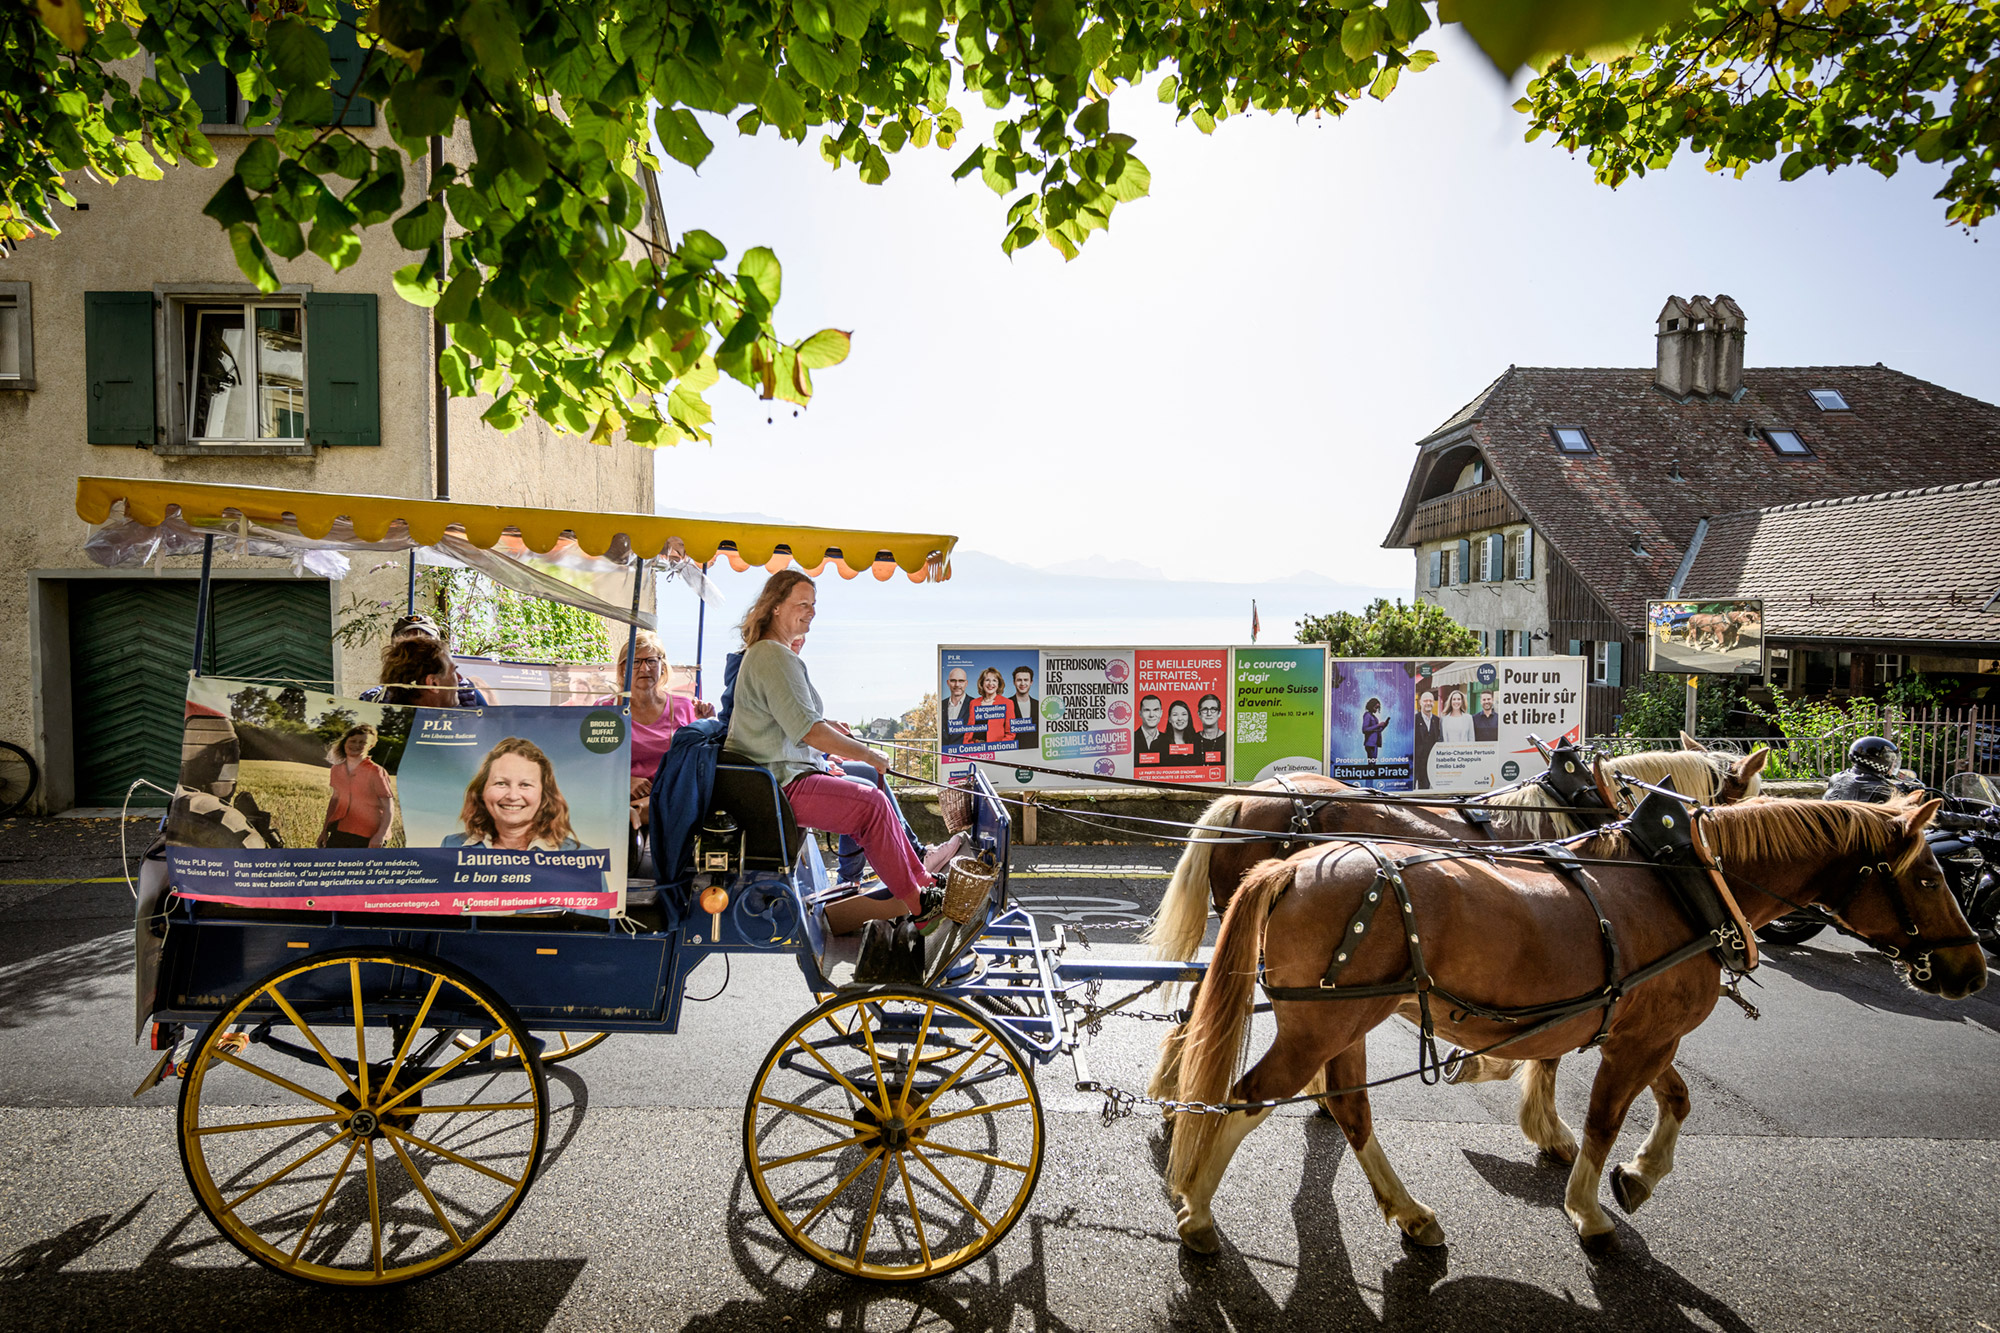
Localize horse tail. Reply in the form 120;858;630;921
1167;855;1295;1197
1144;794;1241;960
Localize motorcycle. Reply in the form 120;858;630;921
1755;772;2000;952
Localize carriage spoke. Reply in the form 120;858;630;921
797;1146;885;1231
793;1033;887;1117
909;1034;997;1121
377;1029;503;1113
915;1140;1033;1173
897;1003;936;1117
218;1128;351;1217
287;1135;362;1265
387;1131;466;1248
196;1112;343;1136
851;1152;892;1268
382;1125;526;1189
908;1144;995;1234
755;1094;870;1132
363;1136;384;1277
212;1049;349;1112
378;975;444;1103
265;988;365;1104
858;1010;892;1118
760;1133;875;1171
406;1101;538;1116
895;1151;933;1270
915;1096;1033;1131
350;962;370;1103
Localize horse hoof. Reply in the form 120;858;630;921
1403;1215;1447;1248
1609;1164;1650;1214
1312;1103;1335;1120
1441;1047;1471;1084
1579;1227;1620;1257
1539;1143;1578;1168
1178;1221;1221;1255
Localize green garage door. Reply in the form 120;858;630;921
69;579;333;807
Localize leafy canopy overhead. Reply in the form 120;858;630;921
10;1;1987;447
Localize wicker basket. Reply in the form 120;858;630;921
941;852;998;924
938;781;975;835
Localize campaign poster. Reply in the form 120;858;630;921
1229;647;1328;782
1132;649;1228;782
1328;658;1418;789
1409;658;1585;793
940;646;1132;788
1647;599;1765;677
939;647;1043;762
165;676;629;915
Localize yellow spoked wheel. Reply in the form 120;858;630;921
177;948;548;1287
456;1029;608;1065
743;987;1044;1282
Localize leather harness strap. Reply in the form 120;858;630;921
1272;774;1317;855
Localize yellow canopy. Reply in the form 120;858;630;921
75;476;956;581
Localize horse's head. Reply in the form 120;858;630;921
1712;745;1769;805
1830;798;1987;1000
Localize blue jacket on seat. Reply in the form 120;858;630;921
648;716;728;892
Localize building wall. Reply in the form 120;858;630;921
1413;524;1550;654
0;114;652;810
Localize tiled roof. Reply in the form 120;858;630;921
1385;365;2000;627
1680;478;2000;645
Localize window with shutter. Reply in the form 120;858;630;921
1569;639;1582;660
187;63;231;125
321;6;377;126
85;292;156;445
1605;640;1623;687
1457;538;1471;586
304;293;380;446
1428;549;1441;589
1518;529;1534;580
1487;533;1504;582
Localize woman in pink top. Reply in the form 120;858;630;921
595;630;715;830
318;724;395;848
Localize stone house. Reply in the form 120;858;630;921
1380;296;2000;732
0;42;653;811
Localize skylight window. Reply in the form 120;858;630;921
1550;426;1594;455
1765;429;1813;457
1808;389;1850;411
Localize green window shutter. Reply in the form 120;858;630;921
1428;550;1441;589
1487;533;1503;581
325;5;377;126
1568;639;1581;658
188;62;230;124
1456;538;1471;586
85;292;156;445
305;292;379;446
1606;640;1623;687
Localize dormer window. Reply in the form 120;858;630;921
1808;389;1850;411
1550;426;1594;455
1765;428;1813;457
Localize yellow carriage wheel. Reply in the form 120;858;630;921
743;987;1044;1282
456;1028;608;1065
177;948;548;1287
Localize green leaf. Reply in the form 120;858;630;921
1912;125;1948;163
1386;0;1429;43
1341;12;1374;61
858;143;891;184
1369;62;1401;101
307;224;363;270
237;136;281;191
388;76;461;137
227;224;281;293
394;259;441;306
1779;150;1812;181
1453;0;1700;77
656;108;716;170
458;0;523;82
828;0;873;42
437;268;481;324
1074;98;1109;140
266;17;335;89
760;77;808;133
1157;73;1179;104
203;175;259;228
785;36;842;91
890;0;941;48
678;228;729;268
1102;153;1150;203
796;328;851;368
392;199;446;251
503;127;547;185
739;246;782;311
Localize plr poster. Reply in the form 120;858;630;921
1327;658;1418;789
938;647;1132;788
939;648;1043;761
1133;649;1228;782
1229;647;1328;782
1407;657;1585;792
165;676;629;915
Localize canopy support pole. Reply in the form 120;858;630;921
622;560;644;701
190;534;216;678
693;560;710;699
406;549;418;615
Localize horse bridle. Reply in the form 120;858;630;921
1809;856;1981;985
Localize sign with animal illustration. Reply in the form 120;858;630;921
1647;599;1765;677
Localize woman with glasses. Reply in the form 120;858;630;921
597;629;716;820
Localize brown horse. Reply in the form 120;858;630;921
1165;797;1985;1256
1142;741;1769;1149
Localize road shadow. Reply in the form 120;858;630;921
1752;938;1999;1025
0;1194;585;1333
0;925;130;1031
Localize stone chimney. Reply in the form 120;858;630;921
1655;294;1746;400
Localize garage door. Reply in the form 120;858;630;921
69;579;333;807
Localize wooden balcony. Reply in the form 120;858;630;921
1408;482;1525;544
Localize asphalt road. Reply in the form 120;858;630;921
2;821;1998;1332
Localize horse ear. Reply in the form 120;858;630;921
1736;747;1770;779
1680;731;1703;751
1896;797;1943;838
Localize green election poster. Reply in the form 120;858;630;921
1229;647;1327;781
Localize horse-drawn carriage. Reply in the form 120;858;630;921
85;475;1986;1287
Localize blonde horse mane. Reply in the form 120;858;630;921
1487;746;1748;839
1589;797;1924;877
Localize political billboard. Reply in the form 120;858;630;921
1230;647;1328;782
1134;649;1229;783
164;676;629;915
1404;657;1585;793
1647;600;1765;677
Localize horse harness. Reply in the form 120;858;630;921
1257;786;1763;1064
1804;851;1980;986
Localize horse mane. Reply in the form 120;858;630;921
1485;746;1743;840
1588;798;1920;875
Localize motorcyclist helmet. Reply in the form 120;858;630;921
1847;736;1900;778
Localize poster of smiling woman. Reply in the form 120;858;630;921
165;677;630;916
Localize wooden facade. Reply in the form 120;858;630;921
1404;481;1527;546
1543;543;1641;734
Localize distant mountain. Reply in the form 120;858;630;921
1037;555;1170;581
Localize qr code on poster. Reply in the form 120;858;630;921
1237;712;1269;743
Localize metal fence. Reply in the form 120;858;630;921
1597;709;2000;787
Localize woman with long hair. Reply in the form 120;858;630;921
443;737;581;851
1440;688;1476;743
725;571;945;934
972;666;1017;745
1163;699;1198;764
318;723;395;848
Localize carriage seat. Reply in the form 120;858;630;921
709;752;804;873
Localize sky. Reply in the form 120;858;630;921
641;25;2000;718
